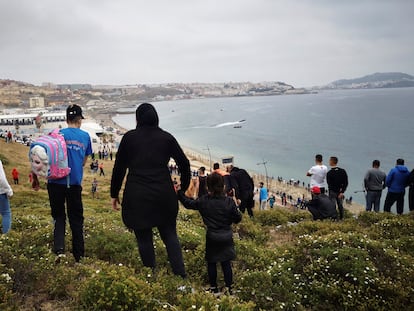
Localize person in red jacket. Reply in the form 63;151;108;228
11;168;19;185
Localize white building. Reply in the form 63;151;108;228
29;97;45;108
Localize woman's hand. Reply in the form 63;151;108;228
111;197;120;211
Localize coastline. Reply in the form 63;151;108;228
102;109;364;214
4;106;363;215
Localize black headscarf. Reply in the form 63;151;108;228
136;103;159;127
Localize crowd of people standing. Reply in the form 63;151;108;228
306;154;414;220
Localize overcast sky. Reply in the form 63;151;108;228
1;0;413;87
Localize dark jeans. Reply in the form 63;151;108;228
329;190;344;219
207;260;233;288
47;183;84;261
409;186;414;212
134;222;186;278
384;191;405;215
365;190;383;212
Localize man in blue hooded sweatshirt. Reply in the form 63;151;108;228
383;158;410;214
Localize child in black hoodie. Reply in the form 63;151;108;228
178;172;242;295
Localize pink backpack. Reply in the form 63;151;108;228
29;129;71;180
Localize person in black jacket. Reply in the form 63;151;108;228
408;169;414;212
306;186;338;220
178;172;242;295
327;156;348;220
110;103;191;278
228;165;255;218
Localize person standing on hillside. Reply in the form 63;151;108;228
213;163;232;195
364;160;386;212
91;178;98;199
111;103;191;278
306;154;328;195
195;166;208;198
99;162;105;176
327;156;348;220
47;104;92;262
229;165;255;218
177;172;242;295
259;182;268;210
0;159;13;234
408;168;414;212
11;167;19;185
383;158;410;215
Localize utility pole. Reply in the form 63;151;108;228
204;145;212;173
257;159;269;190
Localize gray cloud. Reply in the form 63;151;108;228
0;0;413;87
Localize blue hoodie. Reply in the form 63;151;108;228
386;165;410;193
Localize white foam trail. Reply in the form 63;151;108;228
213;121;240;128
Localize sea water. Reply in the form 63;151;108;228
112;87;414;206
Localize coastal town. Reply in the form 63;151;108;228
0;78;309;138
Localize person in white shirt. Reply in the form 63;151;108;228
0;160;13;234
306;154;328;195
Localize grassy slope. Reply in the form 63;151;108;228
0;139;413;310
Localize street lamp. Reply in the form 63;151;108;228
203;145;212;173
257;159;269;189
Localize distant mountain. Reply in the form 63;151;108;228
325;72;414;89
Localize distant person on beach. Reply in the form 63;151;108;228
47;104;92;262
307;154;328;195
195;166;208;198
11;168;19;184
110;103;191;278
306;186;337;221
228;165;255;218
364;160;386;212
177;172;242;295
327;156;348;220
0;159;13;233
383;158;410;215
259;182;268;210
408;168;414;212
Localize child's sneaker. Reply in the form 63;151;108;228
223;286;233;296
206;287;221;296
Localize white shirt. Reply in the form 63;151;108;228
308;164;328;188
0;160;13;197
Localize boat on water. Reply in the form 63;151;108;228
233;125;242;128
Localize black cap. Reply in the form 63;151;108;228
66;104;84;120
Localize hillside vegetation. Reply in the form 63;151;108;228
0;140;413;310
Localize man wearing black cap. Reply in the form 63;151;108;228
47;104;92;263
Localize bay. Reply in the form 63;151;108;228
112;88;414;207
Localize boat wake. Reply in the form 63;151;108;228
213;119;246;128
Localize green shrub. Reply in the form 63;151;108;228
236;218;269;244
79;265;155;311
0;264;16;311
84;218;140;266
